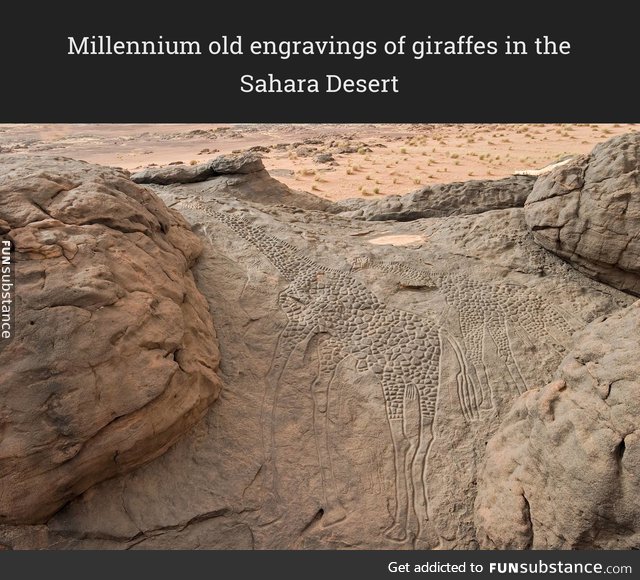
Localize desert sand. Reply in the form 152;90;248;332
0;123;637;201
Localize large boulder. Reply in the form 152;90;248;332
0;155;221;524
524;132;640;295
130;152;265;185
333;175;536;220
476;300;640;549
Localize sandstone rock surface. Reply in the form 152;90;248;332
133;152;329;211
0;155;221;524
476;301;640;549
0;141;635;549
334;175;536;221
131;152;265;184
524;132;640;295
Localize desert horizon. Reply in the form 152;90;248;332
1;123;636;201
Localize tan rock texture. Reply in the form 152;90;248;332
0;155;221;524
132;152;329;212
476;301;640;549
0;142;635;549
130;152;266;184
333;175;536;221
3;186;627;550
524;132;640;295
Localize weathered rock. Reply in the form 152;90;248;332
524;132;640;295
0;155;221;524
131;151;265;185
315;153;335;164
333;175;536;220
164;172;330;212
135;151;329;212
2;187;629;549
476;301;640;549
0;141;635;549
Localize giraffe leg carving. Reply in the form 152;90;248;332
385;417;412;541
413;416;435;547
311;338;347;526
495;321;529;394
412;417;434;522
258;320;312;522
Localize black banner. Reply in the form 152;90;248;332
1;1;637;122
0;550;637;579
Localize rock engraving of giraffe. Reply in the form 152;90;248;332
184;203;482;542
353;257;584;403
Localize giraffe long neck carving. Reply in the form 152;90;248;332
184;202;323;280
183;200;491;542
355;257;445;287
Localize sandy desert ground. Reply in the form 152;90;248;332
0;123;636;201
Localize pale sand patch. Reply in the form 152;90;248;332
368;234;425;246
514;156;575;176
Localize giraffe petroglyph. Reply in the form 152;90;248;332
352;257;584;402
183;202;482;542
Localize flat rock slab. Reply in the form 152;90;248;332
333;175;536;221
131;152;266;185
